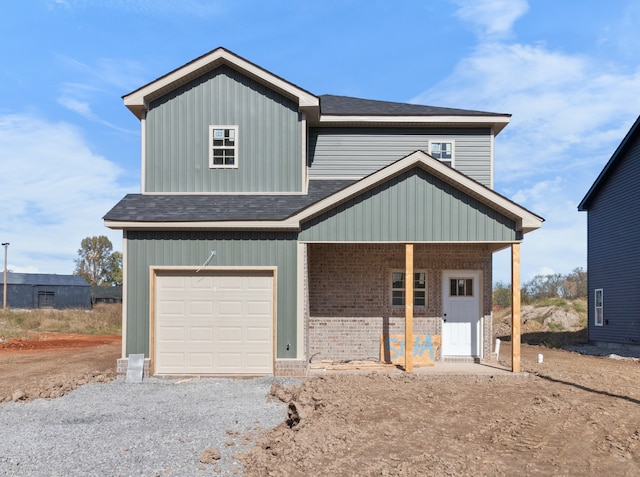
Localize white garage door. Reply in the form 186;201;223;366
154;270;273;375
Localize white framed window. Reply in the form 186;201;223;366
209;125;238;168
428;140;455;167
391;271;427;307
594;288;603;326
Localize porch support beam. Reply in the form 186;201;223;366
405;243;414;372
511;242;521;373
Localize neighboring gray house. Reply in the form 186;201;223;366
0;272;91;310
104;47;543;377
578;115;640;351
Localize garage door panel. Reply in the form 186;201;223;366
189;276;214;288
159;276;186;289
155;272;273;375
218;300;242;316
157;326;185;342
158;300;186;315
218;326;242;342
217;275;243;291
188;353;214;368
247;300;271;316
246;276;272;291
218;352;243;368
190;301;214;315
188;327;214;342
157;352;185;367
247;326;271;341
246;353;271;367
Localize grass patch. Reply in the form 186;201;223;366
0;304;121;339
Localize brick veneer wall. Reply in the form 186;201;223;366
306;243;493;362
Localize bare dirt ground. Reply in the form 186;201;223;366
242;343;640;476
0;333;120;402
2;330;640;476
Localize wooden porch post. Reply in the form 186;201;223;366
511;243;521;373
405;243;414;372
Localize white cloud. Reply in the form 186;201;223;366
57;96;94;119
411;0;640;283
452;0;529;40
0;114;129;274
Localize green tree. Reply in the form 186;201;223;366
74;236;122;286
562;267;587;299
492;281;512;307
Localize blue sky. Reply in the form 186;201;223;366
2;0;640;284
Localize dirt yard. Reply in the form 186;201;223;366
2;333;639;476
0;333;120;402
241;343;640;476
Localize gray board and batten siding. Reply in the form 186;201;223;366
309;127;493;188
581;122;640;345
124;231;299;359
299;168;516;242
145;65;303;193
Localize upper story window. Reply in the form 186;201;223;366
209;125;238;168
429;140;454;167
391;271;427;307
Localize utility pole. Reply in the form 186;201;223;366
2;242;8;312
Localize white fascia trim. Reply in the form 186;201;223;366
104;220;300;231
289;150;542;233
319;114;510;129
124;48;318;117
140;191;309;196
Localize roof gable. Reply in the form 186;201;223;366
123;47;319;119
578;115;640;211
291;151;543;234
299;166;517;242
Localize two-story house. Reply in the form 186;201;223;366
105;47;543;377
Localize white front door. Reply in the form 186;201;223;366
442;271;481;357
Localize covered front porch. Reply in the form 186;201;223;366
301;241;524;372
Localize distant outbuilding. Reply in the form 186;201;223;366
91;285;123;305
0;272;91;310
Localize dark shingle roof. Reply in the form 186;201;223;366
104;180;355;222
319;94;508;117
1;273;89;286
579;115;640;211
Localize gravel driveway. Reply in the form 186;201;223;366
0;376;296;476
